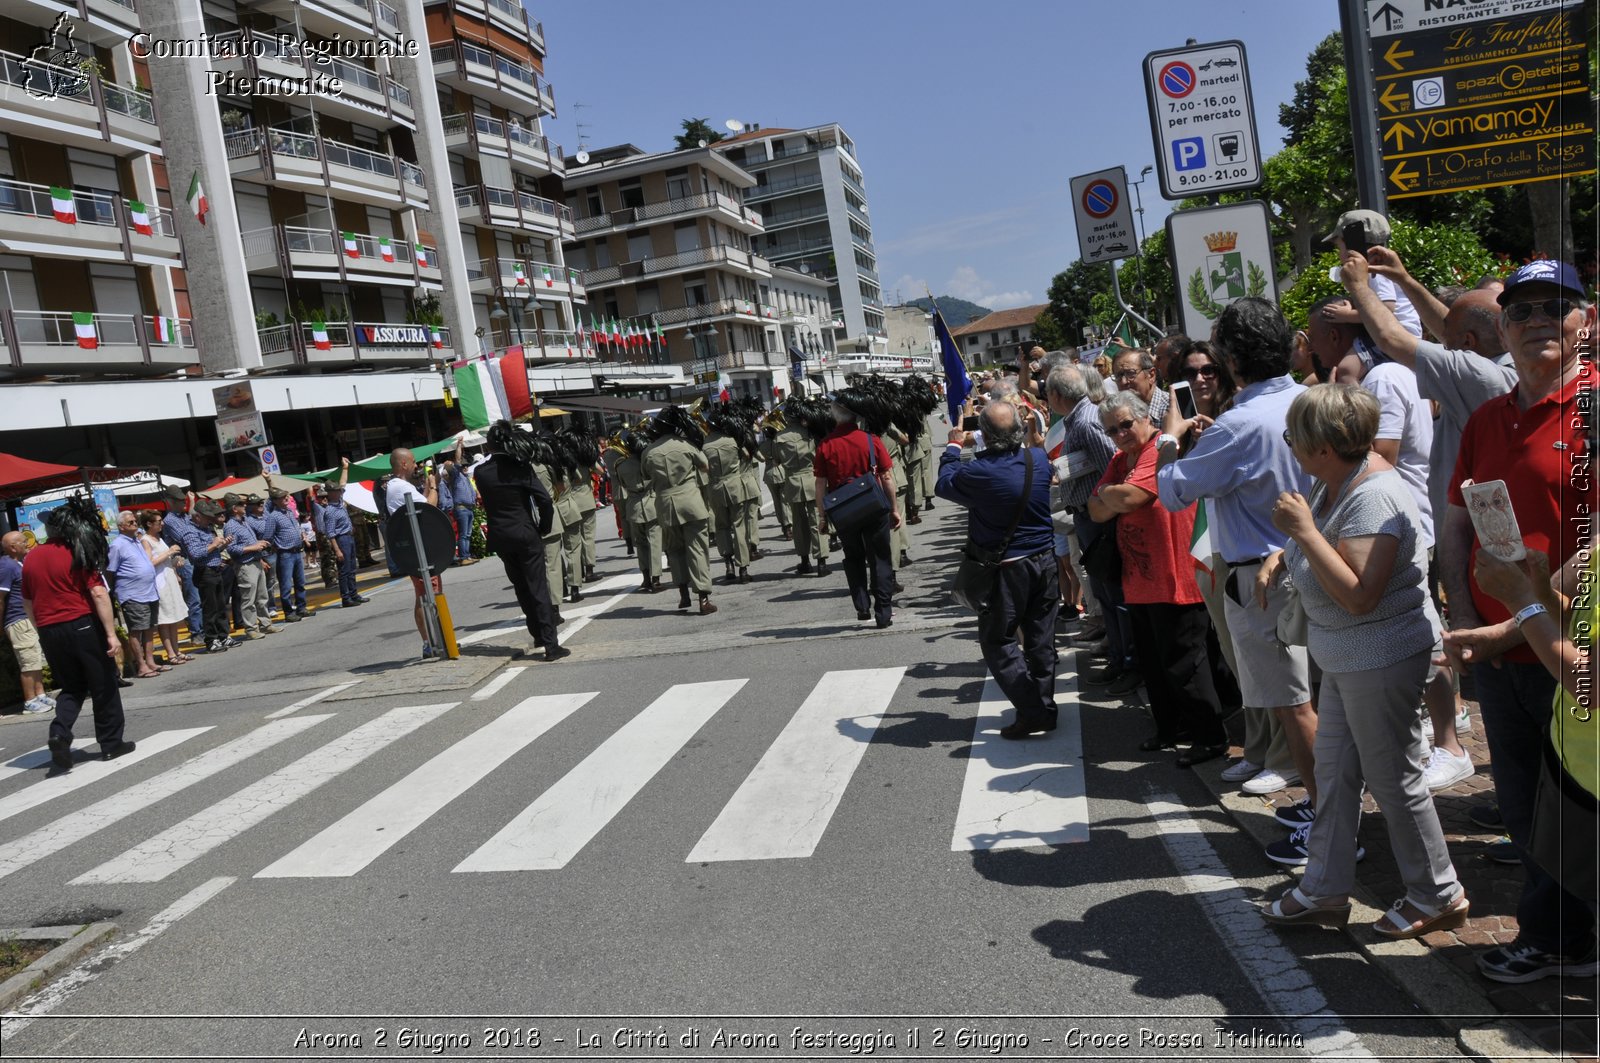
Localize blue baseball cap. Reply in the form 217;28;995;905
1498;260;1586;305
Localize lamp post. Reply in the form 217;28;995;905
1129;164;1153;320
488;305;508;350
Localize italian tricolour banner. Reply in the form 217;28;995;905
311;324;331;350
1190;498;1215;588
127;200;153;236
655;321;666;350
513;263;527;287
451;356;510;430
154;316;177;344
541;265;553;287
430;325;443;349
415;244;429;268
186;171;208;226
379;238;394;263
342;232;360;259
50;187;76;224
72;312;97;349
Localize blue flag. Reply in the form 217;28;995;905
933;306;971;422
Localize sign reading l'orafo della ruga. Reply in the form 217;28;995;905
1165;201;1276;341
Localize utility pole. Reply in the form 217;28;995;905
1339;0;1388;213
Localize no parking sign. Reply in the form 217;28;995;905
258;446;280;474
1068;166;1137;264
1143;39;1261;200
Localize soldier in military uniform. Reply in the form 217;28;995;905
774;399;829;576
563;430;602;583
643;405;716;615
733;406;765;563
548;433;586;603
703;408;753;585
759;419;791;541
600;433;633;558
530;436;569;622
617;426;661;593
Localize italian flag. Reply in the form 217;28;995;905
127;200;153;236
568;269;578;286
610;318;622;345
415;243;429;268
50;187;76;224
541;264;553;287
72;312;98;349
378;237;394;262
512;263;527;287
452;357;510;430
1190;498;1215;588
311;324;331;350
430;325;443;349
154;315;177;344
186;171;207;226
342;232;360;259
655;321;666;349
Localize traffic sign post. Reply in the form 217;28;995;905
1143;40;1262;200
1360;0;1593;200
1069;166;1138;265
257;446;280;474
1165;201;1277;341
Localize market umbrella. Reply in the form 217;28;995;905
197;472;323;499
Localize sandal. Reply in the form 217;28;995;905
1261;887;1351;929
1371;895;1470;940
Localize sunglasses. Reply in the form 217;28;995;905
1104;419;1138;436
1180;364;1220;381
1503;298;1575;323
1282;428;1294;447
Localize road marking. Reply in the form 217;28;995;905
456;591;631;646
0;876;235;1039
951;671;1088;851
456;679;747;872
552;591;628;641
0;717;329;881
687;668;904;862
72;704;456;884
0;729;210;825
257;692;596;878
471;666;525;702
1144;788;1377;1059
0;746;51;786
264;681;359;719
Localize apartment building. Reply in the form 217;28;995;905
712;124;885;355
951;304;1050;365
562;144;789;403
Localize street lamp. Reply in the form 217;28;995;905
1129;164;1154;318
488;305;509;349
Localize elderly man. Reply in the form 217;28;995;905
1155;297;1321;861
178;497;235;653
937;400;1058;738
263;484;312;622
315;459;365;607
106;511;164;672
223;496;272;639
1111;348;1170;426
1440;260;1597;984
1043;364;1119;653
383;447;444;658
158;486;204;639
1;530;53;713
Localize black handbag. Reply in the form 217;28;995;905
821;431;891;535
951;452;1034;611
1079;514;1122;584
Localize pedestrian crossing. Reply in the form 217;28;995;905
0;665;1091;889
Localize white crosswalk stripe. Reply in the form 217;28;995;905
455;679;747;873
256;693;595;879
688;668;905;862
72;704;456;884
0;716;329;881
0;729;210;825
0;746;52;785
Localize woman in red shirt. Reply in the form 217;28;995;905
20;498;132;772
1088;391;1228;765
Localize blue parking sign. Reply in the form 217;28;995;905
1173;137;1206;171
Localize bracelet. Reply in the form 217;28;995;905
1511;602;1548;627
1157;433;1180;450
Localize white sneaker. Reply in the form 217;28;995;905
1423;745;1475;791
1220;759;1262;783
1243;768;1300;795
1424;707;1472;742
22;696;53;715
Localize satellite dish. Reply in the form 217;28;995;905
723;119;744;133
697;139;708;148
574;150;590;165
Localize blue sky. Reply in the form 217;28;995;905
537;1;1342;310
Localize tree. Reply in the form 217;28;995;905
1036;259;1112;349
673;118;723;150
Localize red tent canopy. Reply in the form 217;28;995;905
0;453;151;502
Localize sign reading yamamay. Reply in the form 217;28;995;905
1366;0;1593;198
1165;201;1276;341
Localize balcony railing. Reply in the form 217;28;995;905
228;128;426;189
485;0;527;26
761;201;828;228
745;171;823;200
0;48;157;128
9;310;194;348
762;235;833;259
0;177;177;237
244;225;438;270
258;323;298;356
101;83;156;124
576;191;759;234
841;169;867;198
432;41;555;110
459;183;571;228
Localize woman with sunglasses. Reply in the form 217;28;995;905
1088;391;1228;764
1178;341;1237;420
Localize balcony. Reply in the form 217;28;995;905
247;0;401;41
0;178;182;266
840;169;867;198
226;128;428;209
758;200;829;232
0;309;197;378
209;30;415;130
468;256;581;301
430;41;555;116
455;182;572;239
744;171;823;202
241;225;442;288
580;245;771;291
0;48;160;156
718;349;785;372
761;234;833;261
573;191;762;237
257;319;453;369
845;201;871;228
0;0;141;44
440;112;560;177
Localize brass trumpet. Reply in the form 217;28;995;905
689;396;713;434
761;407;787;434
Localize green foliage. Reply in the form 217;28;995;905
254;309;280;331
469;503;488;559
1278;219;1503;329
673;118;724;150
1279;33;1345;145
406;292;444;327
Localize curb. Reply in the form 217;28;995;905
0;922;117;1011
1195;765;1580;1062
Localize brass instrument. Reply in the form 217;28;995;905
761;407;786;434
604;428;628;456
688;396;713;434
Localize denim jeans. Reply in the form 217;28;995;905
334;533;357;601
275;550;307;614
175;559;203;637
1475;659;1595;955
454;504;475;560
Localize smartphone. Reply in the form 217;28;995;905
1172;381;1198;419
1341;221;1371;257
962;415;980;431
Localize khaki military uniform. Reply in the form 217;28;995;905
885;429;911;571
738;441;763;557
617;451;660;584
533;462;567;608
775;426;827;563
574;463;599;575
601;448;632;550
643;436;712;594
703;431;753;570
760;434;789;535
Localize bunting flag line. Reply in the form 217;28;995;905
186;171;208;226
379;237;394;263
415;243;429;268
72;311;97;349
342;232;360;259
50;187;76;224
126;200;153;236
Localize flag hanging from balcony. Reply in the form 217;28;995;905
513;263;528;287
185;171;208;226
342;232;360;259
379;237;394;263
71;312;97;349
430;325;443;349
127;200;153;236
568;269;578;286
311;324;332;351
499;346;532;420
931;303;971;423
541;265;554;287
451;357;507;430
50;187;76;224
415;243;429;268
155;316;177;344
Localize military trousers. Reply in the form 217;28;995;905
788;496;828;562
663;518;712;594
631;519;662;581
711;498;751;567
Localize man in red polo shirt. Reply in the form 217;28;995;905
814;388;902;627
1441;259;1596;984
20;499;134;773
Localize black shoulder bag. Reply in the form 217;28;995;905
951;451;1034;612
821;431;892;535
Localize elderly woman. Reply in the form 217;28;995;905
1257;385;1467;936
1087;391;1228;764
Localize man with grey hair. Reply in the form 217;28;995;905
937;399;1059;738
1044;364;1117;643
1111;348;1169;426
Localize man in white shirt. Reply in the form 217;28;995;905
383;448;443;659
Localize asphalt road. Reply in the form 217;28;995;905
0;451;1462;1061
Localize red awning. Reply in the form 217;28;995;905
0;453;153;502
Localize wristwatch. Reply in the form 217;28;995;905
1157;433;1180;451
1511;602;1548;628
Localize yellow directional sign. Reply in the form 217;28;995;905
1388;160;1420;192
1382;120;1415;151
1382;40;1414;72
1378;81;1408;113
